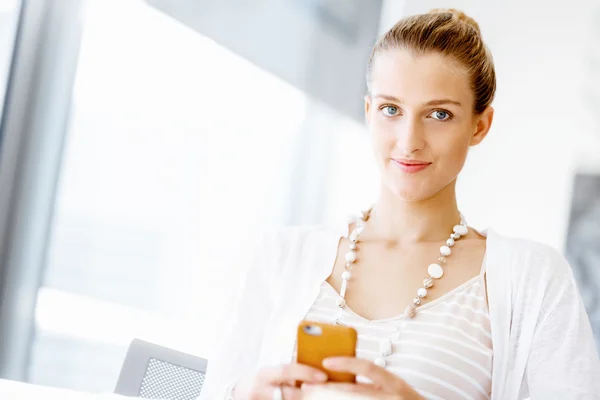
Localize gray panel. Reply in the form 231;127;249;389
115;339;208;398
0;4;21;124
139;359;205;399
145;0;382;122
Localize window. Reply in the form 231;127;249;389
26;0;375;392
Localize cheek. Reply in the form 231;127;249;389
433;130;471;167
369;120;396;152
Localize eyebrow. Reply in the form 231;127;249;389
373;94;462;107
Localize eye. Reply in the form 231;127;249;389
381;105;399;117
430;110;452;121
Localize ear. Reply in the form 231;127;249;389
470;106;494;146
364;95;372;125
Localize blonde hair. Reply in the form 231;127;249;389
367;9;496;114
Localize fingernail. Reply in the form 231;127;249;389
322;358;338;368
302;383;315;391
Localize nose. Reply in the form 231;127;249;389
394;115;426;154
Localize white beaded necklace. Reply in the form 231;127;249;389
336;208;469;367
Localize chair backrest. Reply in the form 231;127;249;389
115;339;208;400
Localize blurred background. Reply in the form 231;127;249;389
0;0;598;394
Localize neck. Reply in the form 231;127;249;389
368;180;461;244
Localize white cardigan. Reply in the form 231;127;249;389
200;224;600;400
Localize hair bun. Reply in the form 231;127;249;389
429;8;481;34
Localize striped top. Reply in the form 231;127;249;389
302;269;493;400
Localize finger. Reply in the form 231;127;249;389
258;364;328;385
255;385;303;400
303;382;370;392
322;357;408;391
302;383;391;399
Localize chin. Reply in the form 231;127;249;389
383;173;444;202
382;166;457;202
389;184;437;202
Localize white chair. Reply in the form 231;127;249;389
115;339;208;399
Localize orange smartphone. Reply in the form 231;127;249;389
296;320;358;383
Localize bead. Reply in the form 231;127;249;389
341;208;463;328
379;340;392;356
345;251;357;263
423;277;433;288
374;357;386;368
428;263;444;279
453;224;468;236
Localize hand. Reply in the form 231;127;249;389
233;363;328;400
303;357;425;400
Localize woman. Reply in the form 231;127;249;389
201;9;600;400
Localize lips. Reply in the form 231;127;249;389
392;158;431;173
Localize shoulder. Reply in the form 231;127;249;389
488;229;567;267
259;223;345;267
262;223;343;250
486;229;572;289
265;223;343;243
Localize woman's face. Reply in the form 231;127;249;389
365;49;493;202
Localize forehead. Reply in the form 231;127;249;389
370;49;473;105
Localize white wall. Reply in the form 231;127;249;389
377;0;600;250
